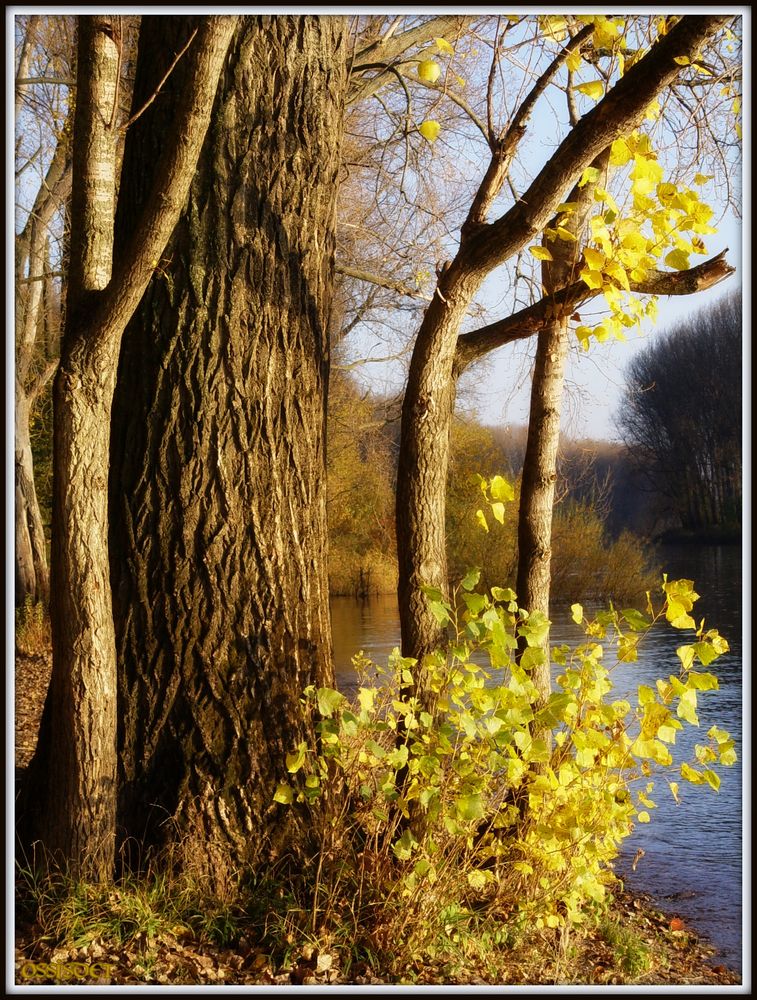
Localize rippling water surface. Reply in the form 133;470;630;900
330;544;744;972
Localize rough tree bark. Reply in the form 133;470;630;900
395;15;731;665
108;15;347;884
19;14;236;879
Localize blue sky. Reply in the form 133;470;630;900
343;10;748;444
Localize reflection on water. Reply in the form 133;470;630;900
329;545;744;973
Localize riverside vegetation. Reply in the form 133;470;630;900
15;481;738;985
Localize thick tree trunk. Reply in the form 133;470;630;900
19;14;235;879
109;16;347;883
396;284;476;664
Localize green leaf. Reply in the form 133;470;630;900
317;687;346;718
392;828;417;861
467;869;493;889
428;600;451;626
462;591;487;615
491;586;517;603
460;567;481;591
454;793;485;823
273;782;294;805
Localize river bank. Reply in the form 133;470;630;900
14;647;743;987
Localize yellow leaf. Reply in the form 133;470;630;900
593;323;610;343
579;268;603;290
529;245;554;261
575;80;605;101
556;201;578;213
656;182;678;204
610;138;632;166
693;173;714;185
594;188;618;213
418;60;441;83
418;120;441;142
645;98;661;122
637;810;651;823
555;226;577;242
576;325;592;348
621;231;648;254
583;247;605;270
579;166;600;188
435;37;454;55
664;249;690;271
566;49;582;73
539;15;568;41
674;55;691;66
604;260;630;290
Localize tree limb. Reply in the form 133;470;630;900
75;17;237;352
458;16;732;277
348;15;473;105
454;249;735;374
336;263;433;301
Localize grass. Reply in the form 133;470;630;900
15;598;50;656
598;917;652;977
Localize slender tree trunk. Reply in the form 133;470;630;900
14;121;71;607
21;16;120;877
15;378;49;605
515;155;607;714
19;14;236;879
109;15;347;884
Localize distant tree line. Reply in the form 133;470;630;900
617;291;742;540
326;368;657;603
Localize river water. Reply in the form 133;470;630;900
330;545;744;973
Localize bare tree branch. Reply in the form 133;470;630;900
336;263;433;301
348;15;473;105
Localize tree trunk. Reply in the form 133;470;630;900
19;14;235;880
15;378;50;605
515;157;606;713
109;15;347;884
20;16;121;878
